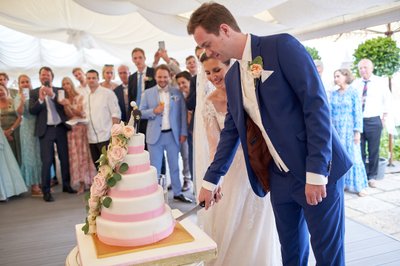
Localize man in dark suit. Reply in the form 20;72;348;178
114;64;131;123
29;66;76;202
188;3;352;265
128;48;156;134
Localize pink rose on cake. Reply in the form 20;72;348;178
91;174;108;197
111;136;127;147
123;125;134;138
111;123;124;136
108;146;127;168
88;197;99;211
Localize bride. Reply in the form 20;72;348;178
194;54;281;266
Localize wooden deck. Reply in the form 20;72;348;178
1;188;400;266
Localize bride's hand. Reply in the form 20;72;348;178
198;187;214;210
214;186;223;203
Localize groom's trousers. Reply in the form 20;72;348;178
269;162;345;266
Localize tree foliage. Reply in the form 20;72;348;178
353;37;400;78
305;46;321;60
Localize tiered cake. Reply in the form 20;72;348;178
96;133;175;247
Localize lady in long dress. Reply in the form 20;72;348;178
195;54;281;266
15;74;43;196
60;77;96;194
331;69;368;196
0;85;27;201
0;84;22;165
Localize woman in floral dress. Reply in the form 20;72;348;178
15;74;43;196
330;69;368;196
60;77;96;194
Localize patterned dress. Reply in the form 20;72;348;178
330;86;368;193
16;95;42;186
66;95;97;188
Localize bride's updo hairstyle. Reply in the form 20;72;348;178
199;52;230;66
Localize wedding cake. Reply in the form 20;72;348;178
83;125;175;247
96;133;175;246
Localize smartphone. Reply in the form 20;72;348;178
158;41;165;50
58;90;65;101
23;88;30;100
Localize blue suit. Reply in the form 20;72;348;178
140;85;187;196
204;34;352;265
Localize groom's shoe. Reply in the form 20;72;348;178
174;194;193;203
63;186;77;194
43;192;54;202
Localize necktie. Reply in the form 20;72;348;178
137;72;143;106
46;95;61;125
362;80;369;112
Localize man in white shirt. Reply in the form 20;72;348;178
72;67;90;96
85;69;121;167
353;58;391;187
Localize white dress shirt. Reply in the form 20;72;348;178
158;85;171;130
84;86;121;144
353;74;391;118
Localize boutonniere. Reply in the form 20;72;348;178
143;76;153;82
248;56;263;79
170;95;179;102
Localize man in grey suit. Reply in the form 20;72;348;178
139;64;192;203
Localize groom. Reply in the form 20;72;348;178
187;3;352;266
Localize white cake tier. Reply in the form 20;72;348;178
101;186;165;222
127;133;145;154
123;150;150;174
97;205;175;247
108;166;158;198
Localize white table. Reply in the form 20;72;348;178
66;210;217;266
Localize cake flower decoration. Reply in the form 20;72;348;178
248;56;263;79
82;122;133;235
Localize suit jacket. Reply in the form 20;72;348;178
29;87;70;138
114;84;128;122
186;75;197;133
139;85;187;146
204;34;352;197
128;67;156;109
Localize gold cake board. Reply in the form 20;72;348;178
68;209;217;266
93;222;194;258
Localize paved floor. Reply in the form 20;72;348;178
344;161;400;240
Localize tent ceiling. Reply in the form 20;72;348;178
0;0;399;84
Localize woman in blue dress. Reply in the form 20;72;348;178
330;69;368;196
0;84;27;201
15;74;43;197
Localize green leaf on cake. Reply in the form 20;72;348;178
107;177;117;187
84;191;91;202
119;163;129;173
82;219;89;234
101;145;107;155
103;197;112;208
113;173;122;181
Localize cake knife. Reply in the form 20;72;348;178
175;201;205;221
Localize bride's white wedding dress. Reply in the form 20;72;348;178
196;98;282;266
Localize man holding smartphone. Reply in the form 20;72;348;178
29;66;76;202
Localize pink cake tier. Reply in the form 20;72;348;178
96;133;175;247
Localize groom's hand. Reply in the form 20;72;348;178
305;184;327;206
198;187;215;210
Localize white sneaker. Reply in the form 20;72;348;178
368;179;377;188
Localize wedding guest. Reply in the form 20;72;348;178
353;58;391;188
185;55;198;76
15;74;42;197
29;66;76;202
60;77;97;194
0;129;27;201
188;3;352;265
197;54;281;265
0;84;22;165
72;67;90;95
331;69;368;196
100;64;118;90
84;70;121;168
176;71;193;191
114;65;131;123
139;64;191;203
0;72;17;99
314;60;334;99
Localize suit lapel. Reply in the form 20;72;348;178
250;35;263;107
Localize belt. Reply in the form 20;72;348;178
47;124;61;127
161;129;172;133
